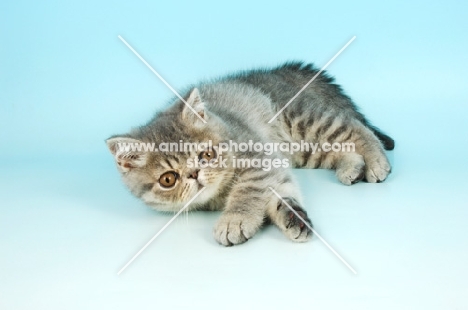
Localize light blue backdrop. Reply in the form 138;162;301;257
1;0;467;309
2;0;467;162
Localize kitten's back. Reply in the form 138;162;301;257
221;61;394;150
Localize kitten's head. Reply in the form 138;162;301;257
106;88;233;211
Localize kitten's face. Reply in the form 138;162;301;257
107;88;233;211
129;140;231;211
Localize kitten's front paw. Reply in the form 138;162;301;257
277;198;313;242
213;212;261;246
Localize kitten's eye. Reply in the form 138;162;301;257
199;148;217;162
159;171;178;188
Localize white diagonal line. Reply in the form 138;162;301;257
267;36;356;123
117;187;206;275
268;187;357;274
117;35;207;124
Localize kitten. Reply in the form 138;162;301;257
106;62;394;246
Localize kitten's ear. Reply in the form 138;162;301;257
106;137;148;172
181;88;207;125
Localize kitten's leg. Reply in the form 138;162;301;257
353;127;392;183
335;152;365;185
213;171;272;246
267;178;313;242
332;122;391;184
289;113;391;184
213;169;313;246
362;147;391;183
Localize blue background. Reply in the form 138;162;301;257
1;0;467;309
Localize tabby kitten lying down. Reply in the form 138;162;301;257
107;62;394;246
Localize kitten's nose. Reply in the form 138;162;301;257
188;169;199;179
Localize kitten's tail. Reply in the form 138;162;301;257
367;124;395;150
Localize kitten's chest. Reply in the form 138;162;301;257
203;194;228;211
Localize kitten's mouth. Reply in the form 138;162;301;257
197;181;205;190
196;180;206;190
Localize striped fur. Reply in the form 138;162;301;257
106;61;394;246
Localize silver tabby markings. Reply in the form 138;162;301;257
107;62;394;246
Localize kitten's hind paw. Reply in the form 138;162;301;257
335;153;365;185
213;212;262;246
365;157;391;183
336;164;365;185
276;198;313;242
